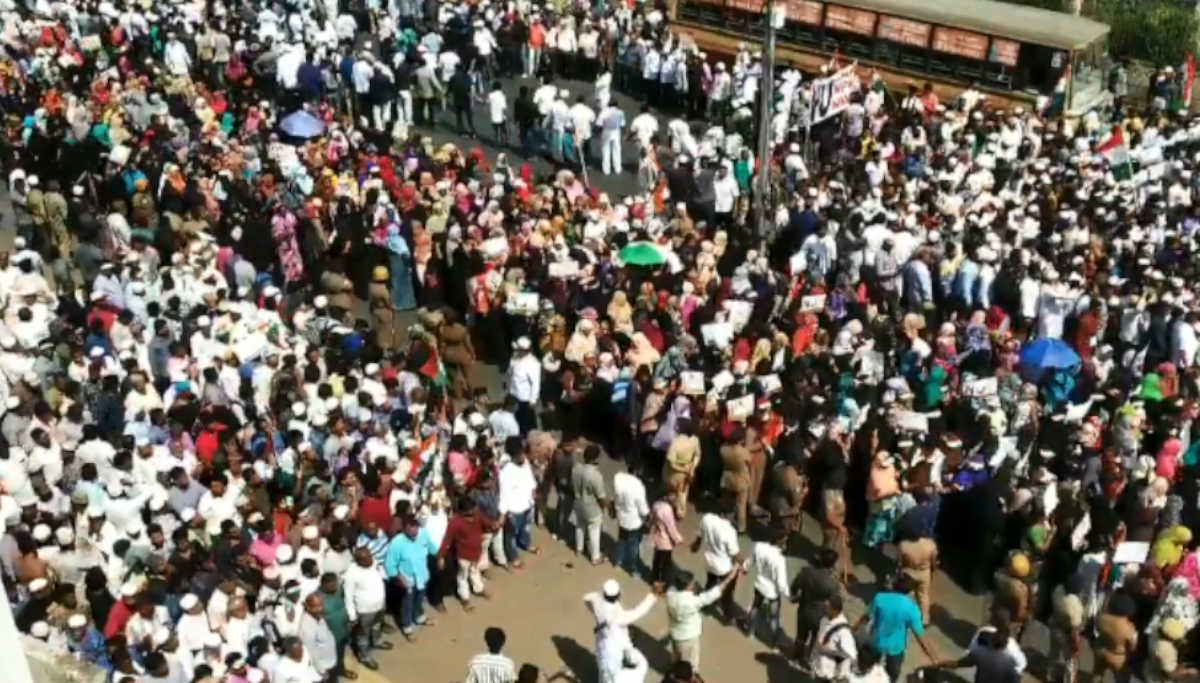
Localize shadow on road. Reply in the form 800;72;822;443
551;634;596;683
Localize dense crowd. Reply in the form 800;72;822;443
5;0;1200;683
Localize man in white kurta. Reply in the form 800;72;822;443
583;580;657;683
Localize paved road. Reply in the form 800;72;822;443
393;70;678;198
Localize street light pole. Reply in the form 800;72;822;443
754;0;778;243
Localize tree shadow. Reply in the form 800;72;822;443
550;634;596;683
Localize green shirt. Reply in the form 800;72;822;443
321;589;351;642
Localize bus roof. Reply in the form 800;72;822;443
832;0;1109;50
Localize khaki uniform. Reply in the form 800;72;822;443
44;190;72;255
368;282;395;350
720;443;752;531
898;537;938;625
663;434;700;518
439;322;476;398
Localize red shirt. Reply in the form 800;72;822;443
360;496;393;535
103;599;134;639
438;514;484;562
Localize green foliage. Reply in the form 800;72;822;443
1004;0;1199;65
1097;0;1199;65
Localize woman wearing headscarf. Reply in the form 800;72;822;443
381;224;416;311
1153;526;1193;570
607;290;634;338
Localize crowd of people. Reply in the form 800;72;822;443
5;0;1200;682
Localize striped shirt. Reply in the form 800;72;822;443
465;652;516;683
356;532;389;568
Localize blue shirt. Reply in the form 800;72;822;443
868;591;924;656
384;530;437;589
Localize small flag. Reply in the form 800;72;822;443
1097;125;1133;181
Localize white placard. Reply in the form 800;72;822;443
547;260;579;279
506;292;539;315
1111;541;1150;565
809;64;861;125
1064;401;1090;423
710;370;735;393
724;300;752;330
701;322;734;348
108;144;131;166
962;377;997;398
726;394;754;421
800;294;827;313
680;371;706;396
79;35;102;51
893;410;929;432
758;373;782;395
1071;513;1091;551
789;251;806;274
481;236;508;258
231;332;269;362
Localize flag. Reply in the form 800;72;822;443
1097;125;1134;181
1183;53;1196;109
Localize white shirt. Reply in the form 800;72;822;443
751;542;790;600
569;102;596;140
506;353;541;403
352;59;374;94
630;113;659;148
498;460;537;515
487;90;507;124
342;562;387;621
713;174;739;213
277;48;304;89
464;652;517;683
812;614;857;680
612;471;649;530
698;513;740;575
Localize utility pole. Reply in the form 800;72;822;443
754;0;780;243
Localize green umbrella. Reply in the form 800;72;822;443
619;241;666;266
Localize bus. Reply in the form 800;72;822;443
671;0;1112;114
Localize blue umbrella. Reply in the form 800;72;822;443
1019;338;1081;379
279;110;326;139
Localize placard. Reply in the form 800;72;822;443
800;294;827;313
809;64;861;125
962;376;997;398
680;371;706;396
789;251;806;274
726;394;755;420
505;292;539;315
989;38;1020;67
79;35;102;51
931;27;989;60
701;322;734;348
824;4;876;35
893;410;928;432
876;16;931;48
711;370;735;393
231;332;268;362
1111;541;1150;565
758;373;782;395
724;300;752;330
481;236;508;258
547;260;579;279
786;0;823;24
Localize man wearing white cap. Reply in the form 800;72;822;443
583;579;657;683
65;612;111;670
177;593;214;656
505;336;541;434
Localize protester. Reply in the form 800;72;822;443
4;2;1200;683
